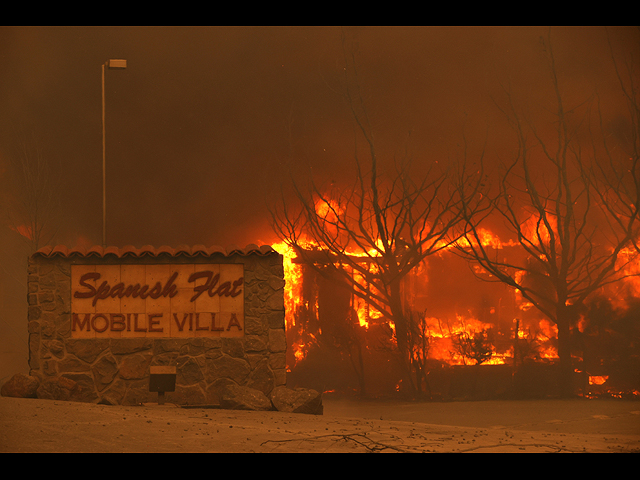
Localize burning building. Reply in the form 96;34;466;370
272;236;640;400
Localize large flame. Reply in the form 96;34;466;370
270;197;640;399
271;221;564;373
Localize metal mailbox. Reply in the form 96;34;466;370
149;366;176;404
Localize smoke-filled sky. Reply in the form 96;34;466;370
0;25;639;380
0;26;637;250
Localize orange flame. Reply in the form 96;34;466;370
589;375;609;386
271;205;564;372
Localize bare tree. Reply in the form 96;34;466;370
452;329;493;366
590;29;640;255
3;130;60;252
455;30;640;397
270;39;485;397
405;309;432;397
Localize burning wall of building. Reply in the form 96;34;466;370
272;237;640;399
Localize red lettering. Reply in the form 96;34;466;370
195;312;208;331
72;313;91;331
72;310;244;337
226;313;242;331
73;271;179;306
138;285;150;299
109;283;125;298
228;277;244;297
148;283;163;299
110;313;126;332
210;312;223;331
148;313;163;332
91;314;109;333
188;270;243;301
173;313;191;332
124;284;141;298
133;313;146;332
188;271;218;301
73;273;100;299
93;282;111;306
161;272;178;298
216;281;232;297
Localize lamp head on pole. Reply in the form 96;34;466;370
107;59;127;69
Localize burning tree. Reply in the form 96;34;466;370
452;329;494;366
455;31;640;397
270;42;485;397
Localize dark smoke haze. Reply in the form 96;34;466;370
0;26;637;380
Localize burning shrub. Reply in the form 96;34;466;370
452;329;494;365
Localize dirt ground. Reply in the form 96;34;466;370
1;393;639;452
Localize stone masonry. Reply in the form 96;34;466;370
26;245;287;406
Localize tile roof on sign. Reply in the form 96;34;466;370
31;244;278;259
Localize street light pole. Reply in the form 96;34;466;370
102;62;106;247
102;59;127;247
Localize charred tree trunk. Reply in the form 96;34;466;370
556;305;574;398
348;341;367;398
388;279;416;395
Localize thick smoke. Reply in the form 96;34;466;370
0;26;637;387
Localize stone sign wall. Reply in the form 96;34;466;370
26;245;287;406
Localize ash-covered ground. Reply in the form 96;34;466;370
1;393;638;453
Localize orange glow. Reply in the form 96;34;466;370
537;319;559;360
521;212;557;247
269;188;640;400
455;227;517;251
272;238;322;369
421;315;504;365
10;224;33;240
610;246;640;311
271;240;307;330
271;220;566;371
315;197;343;220
273;235;382;368
589;375;609;386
